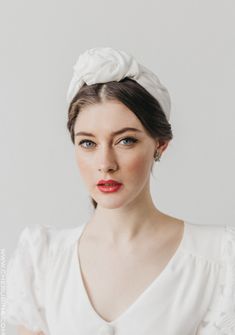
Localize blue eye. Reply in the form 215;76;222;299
78;137;138;149
78;139;95;148
119;137;138;145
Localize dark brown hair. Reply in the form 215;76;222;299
67;77;173;210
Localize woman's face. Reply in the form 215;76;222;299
74;100;163;209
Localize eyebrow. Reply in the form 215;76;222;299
75;127;142;137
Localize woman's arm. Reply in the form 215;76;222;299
17;325;45;335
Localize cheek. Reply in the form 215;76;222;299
126;158;143;172
75;154;92;179
125;154;151;178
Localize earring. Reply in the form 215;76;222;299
154;150;161;162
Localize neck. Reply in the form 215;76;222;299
85;186;165;245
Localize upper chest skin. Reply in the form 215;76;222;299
77;220;184;323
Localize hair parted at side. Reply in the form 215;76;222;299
67;77;173;210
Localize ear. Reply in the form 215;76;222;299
155;139;170;154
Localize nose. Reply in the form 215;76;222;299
97;146;118;172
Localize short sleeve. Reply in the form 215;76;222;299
6;224;53;334
196;224;235;334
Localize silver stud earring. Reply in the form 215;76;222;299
154;150;161;162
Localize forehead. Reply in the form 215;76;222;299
74;100;144;132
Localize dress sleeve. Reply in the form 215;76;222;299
196;224;235;335
6;224;53;335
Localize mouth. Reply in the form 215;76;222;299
97;183;121;186
97;179;122;186
97;183;123;193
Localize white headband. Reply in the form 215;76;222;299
66;47;171;121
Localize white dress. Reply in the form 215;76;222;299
5;220;235;335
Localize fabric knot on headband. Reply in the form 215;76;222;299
66;46;171;121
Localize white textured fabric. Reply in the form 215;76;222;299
66;47;171;121
6;225;52;334
196;225;235;334
5;221;235;335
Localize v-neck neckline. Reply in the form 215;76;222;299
73;220;188;326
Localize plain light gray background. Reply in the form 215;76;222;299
1;0;235;334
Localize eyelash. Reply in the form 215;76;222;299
78;136;138;149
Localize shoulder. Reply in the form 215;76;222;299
6;223;83;332
184;221;228;263
11;224;56;266
14;223;81;253
7;223;82;275
6;224;55;333
14;223;56;247
7;224;57;288
194;224;235;333
220;224;235;262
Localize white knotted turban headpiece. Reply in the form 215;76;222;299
66;47;171;121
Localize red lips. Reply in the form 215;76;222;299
97;179;122;185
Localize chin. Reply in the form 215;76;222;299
92;192;128;209
99;203;124;210
95;198;125;209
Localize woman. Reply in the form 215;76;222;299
6;47;235;335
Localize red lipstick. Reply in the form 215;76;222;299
97;179;121;185
97;179;123;193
